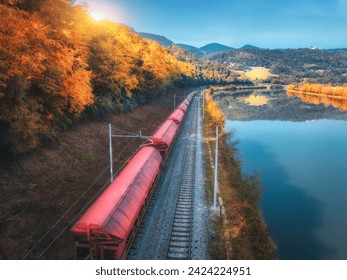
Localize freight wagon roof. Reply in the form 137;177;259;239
168;109;185;124
178;102;188;112
70;146;162;241
182;99;190;106
151;120;179;147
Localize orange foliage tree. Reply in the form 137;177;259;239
0;1;194;154
0;2;93;153
204;88;226;129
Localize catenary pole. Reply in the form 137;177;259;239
202;87;205;120
213;125;219;209
109;123;113;183
174;93;176;110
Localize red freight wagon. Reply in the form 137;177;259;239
186;93;193;100
177;101;188;113
185;95;192;102
168;108;185;125
70;146;162;260
149;120;179;156
182;99;190;106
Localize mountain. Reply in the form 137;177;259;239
176;43;204;56
240;44;260;50
177;43;201;53
200;43;234;54
138;32;174;47
139;32;262;58
178;42;235;57
138;32;235;56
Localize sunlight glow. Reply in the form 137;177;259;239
90;11;105;21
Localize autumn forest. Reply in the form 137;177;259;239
0;0;237;156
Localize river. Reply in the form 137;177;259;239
218;89;347;259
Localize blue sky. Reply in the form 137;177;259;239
79;0;347;49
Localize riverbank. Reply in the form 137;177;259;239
287;83;347;99
209;85;268;92
287;89;347;100
203;89;276;259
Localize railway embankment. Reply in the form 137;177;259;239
0;88;187;260
128;91;209;260
203;89;276;259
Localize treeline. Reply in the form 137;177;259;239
168;44;242;85
0;0;195;155
287;83;347;97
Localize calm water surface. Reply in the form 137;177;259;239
226;119;347;259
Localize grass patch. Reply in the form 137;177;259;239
76;148;100;164
60;141;99;163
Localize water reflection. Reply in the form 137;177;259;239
287;91;347;111
215;89;347;121
237;94;270;106
237;139;333;259
226;120;347;259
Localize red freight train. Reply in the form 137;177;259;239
168;108;185;125
148;120;179;157
177;102;188;113
70;147;162;259
70;92;195;259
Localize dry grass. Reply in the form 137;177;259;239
0;88;187;260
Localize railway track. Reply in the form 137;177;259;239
166;135;196;259
128;92;207;260
21;91;201;260
166;96;199;260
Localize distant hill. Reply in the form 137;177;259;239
208;48;347;84
176;44;205;57
200;43;234;54
177;43;201;53
138;32;236;56
327;48;347;52
240;44;260;50
139;32;174;47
